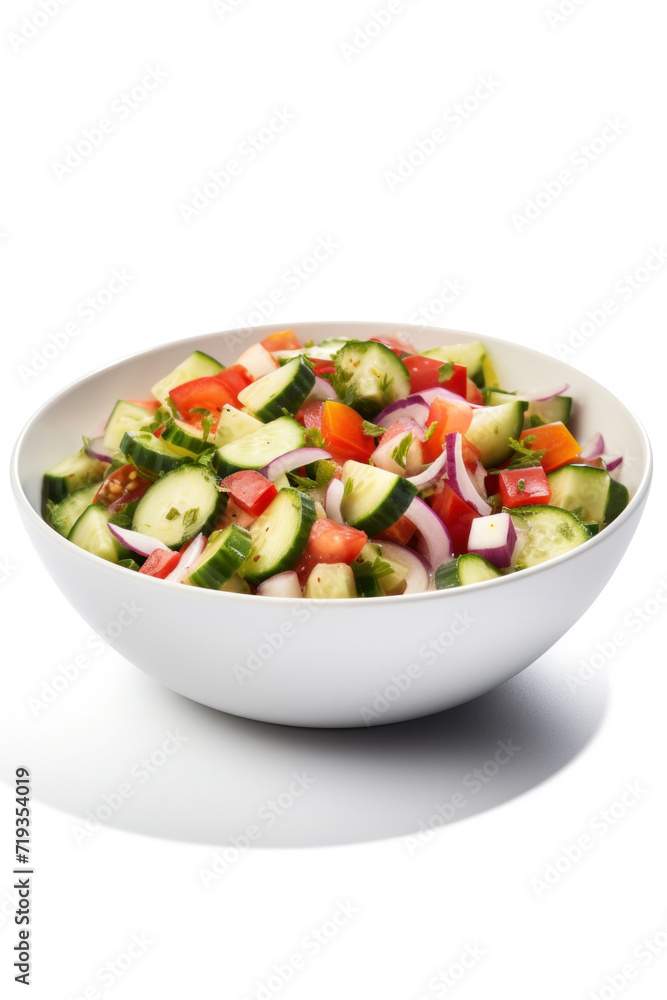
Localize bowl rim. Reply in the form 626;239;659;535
10;320;653;605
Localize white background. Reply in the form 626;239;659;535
2;1;666;997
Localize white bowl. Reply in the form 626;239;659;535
11;322;652;727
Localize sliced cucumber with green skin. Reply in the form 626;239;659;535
69;504;130;563
103;400;155;453
215;416;305;477
220;573;251;594
435;553;502;589
161;420;213;457
275;338;351;364
185;524;252;589
340;460;418;536
237;356;315;421
333;341;411;419
42;448;109;513
465;400;528;468
241;488;316;585
214;404;264;448
120;430;192;476
132;465;226;548
509;505;591;570
151;350;223;404
305;563;357;599
47;482;100;537
547;464;629;524
484;388;572;428
355;573;384;598
422;341;488;387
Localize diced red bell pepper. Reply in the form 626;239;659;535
321;400;375;464
430;482;479;557
403;356;467;397
219;470;278;518
169;376;238;431
212;364;253;403
139;548;180;579
499;467;551;508
519;422;581;474
423;396;474;463
261;329;302;352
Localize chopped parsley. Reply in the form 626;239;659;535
165;507;181;521
343;477;354;499
517;478;525;493
361;420;386;437
182;507;199;529
189;407;214;443
305;426;326;449
352;554;394;581
424;421;437;442
489;436;547;472
438;361;454;383
391;433;413;470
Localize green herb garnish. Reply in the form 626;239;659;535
343;477;354;499
182;507;199;529
166;507;181;521
438;361;454;383
361;420;386;437
189;407;214;443
391;433;413;470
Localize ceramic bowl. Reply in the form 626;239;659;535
11;322;652;727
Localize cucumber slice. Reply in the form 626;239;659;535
120;430;192;476
275;337;351;363
484;389;572;428
510;505;591;570
216;416;305;477
241;488;316;585
151;350;223;405
435;553;502;589
214;404;264;448
42;448;108;513
131;465;226;548
305;563;357;599
355;573;384;598
161;420;213;457
422;341;488;387
340;460;418;536
69;504;129;563
237;356;315;421
547;464;629;524
103;399;155;453
47;482;100;537
333;341;411;419
466;400;528;468
184;524;252;589
220;574;251;594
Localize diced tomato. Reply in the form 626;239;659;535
430;483;479;556
297;518;367;580
423;396;474;462
519;422;581;474
124;398;161;412
403;357;467;397
307;358;336;377
375;514;416;545
321;400;375;464
220;470;278;518
461;436;482;476
465;379;484;405
261;329;302;352
212;364;253;403
368;335;409;356
169;376;238;431
484;472;500;496
94;464;152;510
296;400;325;428
499;467;551;508
139;548;180;579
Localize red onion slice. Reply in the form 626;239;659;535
306;376;338;403
108;524;169;557
165;533;206;583
86;436;113;463
444;433;491;515
257;571;303;598
522;382;570;402
375;540;431;595
261;447;332;481
407;449;449;489
467;513;517;569
376;395;430;430
325;477;344;523
406;497;453;570
579;432;605;461
605;455;623;473
419;386;477;407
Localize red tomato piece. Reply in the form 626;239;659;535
261;329;302;352
220;471;278;518
430;483;479;557
94;464;152;510
519;422;581;474
321;400;375;464
465;379;484;405
423;396;474;462
368;335;409;356
296;400;325;428
139;549;180;579
213;364;253;404
296;518;368;580
499;467;551;507
375;514;417;545
169;376;238;431
307;358;336;376
402;356;466;397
